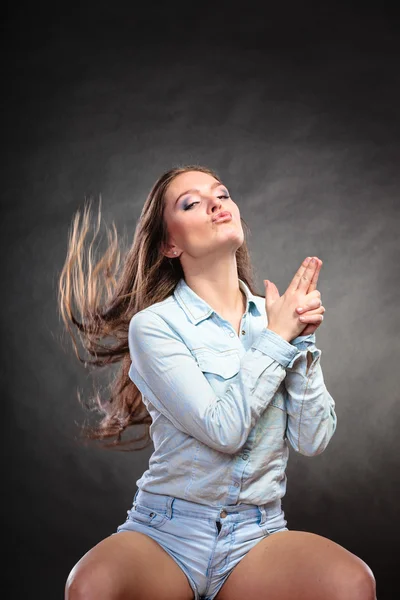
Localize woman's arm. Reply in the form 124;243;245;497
128;309;301;454
284;334;337;456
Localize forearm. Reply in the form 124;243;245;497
284;337;337;456
129;312;302;454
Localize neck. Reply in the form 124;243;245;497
183;258;246;317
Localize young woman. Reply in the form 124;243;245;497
59;165;376;600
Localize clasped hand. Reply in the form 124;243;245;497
264;257;325;342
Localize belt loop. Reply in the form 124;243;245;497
258;505;267;525
166;496;174;518
132;488;139;509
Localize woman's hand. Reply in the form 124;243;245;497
264;256;325;341
295;257;325;336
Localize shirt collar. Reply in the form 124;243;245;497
173;277;261;325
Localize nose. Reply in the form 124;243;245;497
210;197;223;215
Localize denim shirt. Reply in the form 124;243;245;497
128;277;337;507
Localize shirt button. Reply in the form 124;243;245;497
220;510;228;518
234;482;240;488
241;330;246;335
241;453;249;460
229;332;235;337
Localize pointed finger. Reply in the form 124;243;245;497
287;256;312;293
296;257;318;293
307;258;323;292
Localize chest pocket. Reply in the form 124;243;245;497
192;349;241;380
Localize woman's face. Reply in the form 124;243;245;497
163;170;244;259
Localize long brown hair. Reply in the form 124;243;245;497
58;164;261;450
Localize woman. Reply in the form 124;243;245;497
59;165;376;600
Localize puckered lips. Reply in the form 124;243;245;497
212;211;232;222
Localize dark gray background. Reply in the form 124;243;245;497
2;2;399;599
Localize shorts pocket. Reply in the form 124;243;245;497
258;507;288;536
127;503;169;530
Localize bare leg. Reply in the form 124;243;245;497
215;530;376;600
66;531;195;600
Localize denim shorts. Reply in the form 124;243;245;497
116;489;289;600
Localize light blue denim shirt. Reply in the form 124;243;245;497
128;277;337;507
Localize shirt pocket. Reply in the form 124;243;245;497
192;348;241;380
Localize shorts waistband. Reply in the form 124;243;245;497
133;489;282;525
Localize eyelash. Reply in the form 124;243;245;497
184;195;230;211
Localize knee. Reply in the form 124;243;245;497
339;559;377;600
65;561;120;600
65;564;84;600
355;561;377;600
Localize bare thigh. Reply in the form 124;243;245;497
65;531;195;600
215;530;376;600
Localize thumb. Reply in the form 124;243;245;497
264;280;280;307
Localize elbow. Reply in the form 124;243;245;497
213;428;248;455
205;408;251;454
297;443;327;457
218;443;241;454
296;419;337;457
288;419;336;456
216;436;245;455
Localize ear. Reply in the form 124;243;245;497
160;242;179;259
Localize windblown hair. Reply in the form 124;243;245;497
58;164;260;450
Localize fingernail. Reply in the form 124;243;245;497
299;316;306;321
311;257;316;263
297;307;303;313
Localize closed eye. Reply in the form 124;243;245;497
184;195;230;211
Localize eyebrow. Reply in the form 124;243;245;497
174;181;226;205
